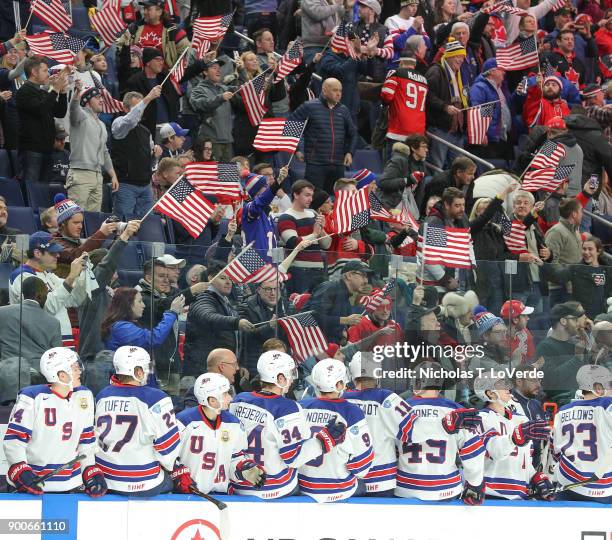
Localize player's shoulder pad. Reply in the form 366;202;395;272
408;397;461;409
73;385;94;397
19;385;52;400
345;388;394;405
220;410;242;425
176;406;200;427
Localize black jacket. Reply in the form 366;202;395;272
124;70;180;135
425;62;460;132
16;82;67;154
421;170;475;215
183;288;241;377
238;293;291;376
378;142;414;210
565;114;612;190
470;196;517;262
309;279;353;345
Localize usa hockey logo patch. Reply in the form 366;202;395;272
593;273;605;286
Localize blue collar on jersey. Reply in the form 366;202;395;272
252;391;281;399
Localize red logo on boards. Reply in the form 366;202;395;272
170;519;221;540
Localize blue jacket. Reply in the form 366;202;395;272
241;184;279;262
387;29;432;71
468;75;511;142
105;311;178;352
289;96;358;166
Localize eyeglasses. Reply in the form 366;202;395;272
220;361;239;368
260;286;281;293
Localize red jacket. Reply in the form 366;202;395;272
523;85;571;128
347;315;404;350
595;27;612;79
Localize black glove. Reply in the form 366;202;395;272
461;481;485;505
442;408;482;434
82;465;107;498
316;417;347;453
126;22;139;37
236;460;266;488
8;463;43;495
530;472;555;501
512;420;550;447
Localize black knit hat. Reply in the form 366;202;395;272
311;189;331;211
142;47;163;65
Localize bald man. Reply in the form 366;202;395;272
289;77;357;194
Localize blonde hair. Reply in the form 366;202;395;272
239;51;261;79
469;197;491;221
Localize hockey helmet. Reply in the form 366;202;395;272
257;350;297;389
311;358;348;394
576;365;612;395
473;372;512;404
40;347;81;389
113;346;150;384
194;372;232;411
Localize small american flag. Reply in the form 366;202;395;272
504;219;528;254
91;4;126;46
333;187;370;234
352;169;377;189
522;164;575;192
31;0;72;33
369;191;394;222
92;77;124;114
550;0;567;10
278;312;328;362
239;72;269;126
359;278;397;311
275;40;303;81
529;140;566;170
193;13;233;41
394;205;419;231
488;0;527;16
192;37;211;59
185;162;242;199
253;118;305;153
467;102;496;145
26;32;83;64
496;36;538;71
225;245;289;284
331;22;358;60
155;177;216;238
170;53;188;91
417;225;474;269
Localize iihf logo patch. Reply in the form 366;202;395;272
382;399;391;408
151;404;161;414
276;418;285;428
350;425;359;435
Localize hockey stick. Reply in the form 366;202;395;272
552;451;612;494
33;454;86;488
189;485;227;510
189;486;231;539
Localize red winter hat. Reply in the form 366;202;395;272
545;116;566;130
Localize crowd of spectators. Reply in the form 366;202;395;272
0;0;610;418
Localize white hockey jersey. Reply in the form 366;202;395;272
345;388;422;493
3;384;96;492
553;396;612;499
176;407;249;494
479;408;536;500
298;397;374;503
395;397;485;500
229;391;324;498
94;378;180;493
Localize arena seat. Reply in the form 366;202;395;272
83;211;113;237
128;213;166;243
0;179;25;206
117;269;143;287
71;7;91;30
6;207;37;234
117;242;144;270
24;182;52;209
352;149;383;174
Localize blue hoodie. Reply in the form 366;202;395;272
468;74;512;142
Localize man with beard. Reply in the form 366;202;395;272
543;30;591;89
523;72;571;128
535;301;591;405
77;220;141;389
347;294;404;350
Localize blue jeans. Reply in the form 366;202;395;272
113;183;154;218
286;267;326;294
580;198;593;232
304;162;345;193
19;150;52;182
512;284;543;314
427;128;464;170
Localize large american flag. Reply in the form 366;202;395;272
26;32;83;64
253;118;305;153
522;164;575;192
467;102;496;145
359;278;397;311
193;13;233;41
278;312;328;362
504;220;528;254
496;36;538;71
333;187;370;234
239;72;269;126
92;76;124;114
184;162;242;199
275;40;303;81
91;4;127;46
331;22;358;60
155;177;216;238
31;0;72;33
488;0;527;16
417;225;474;269
225;245;289;284
529;140;566;169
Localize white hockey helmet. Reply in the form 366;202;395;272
257;350;297;389
194;372;231;411
40;347;81;389
348;352;364;381
311;358;348;394
113;346;150;384
576;365;612;395
473;372;512;405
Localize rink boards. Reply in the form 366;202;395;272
0;494;609;540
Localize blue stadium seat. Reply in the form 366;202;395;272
117;242;143;270
117;269;143;288
0;178;25;206
83;211;113;237
25;182;52;209
0;150;11;178
352;149;383;174
164;218;176;244
7;207;37;234
128;213;165;243
72;7;91;30
48;184;67;208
